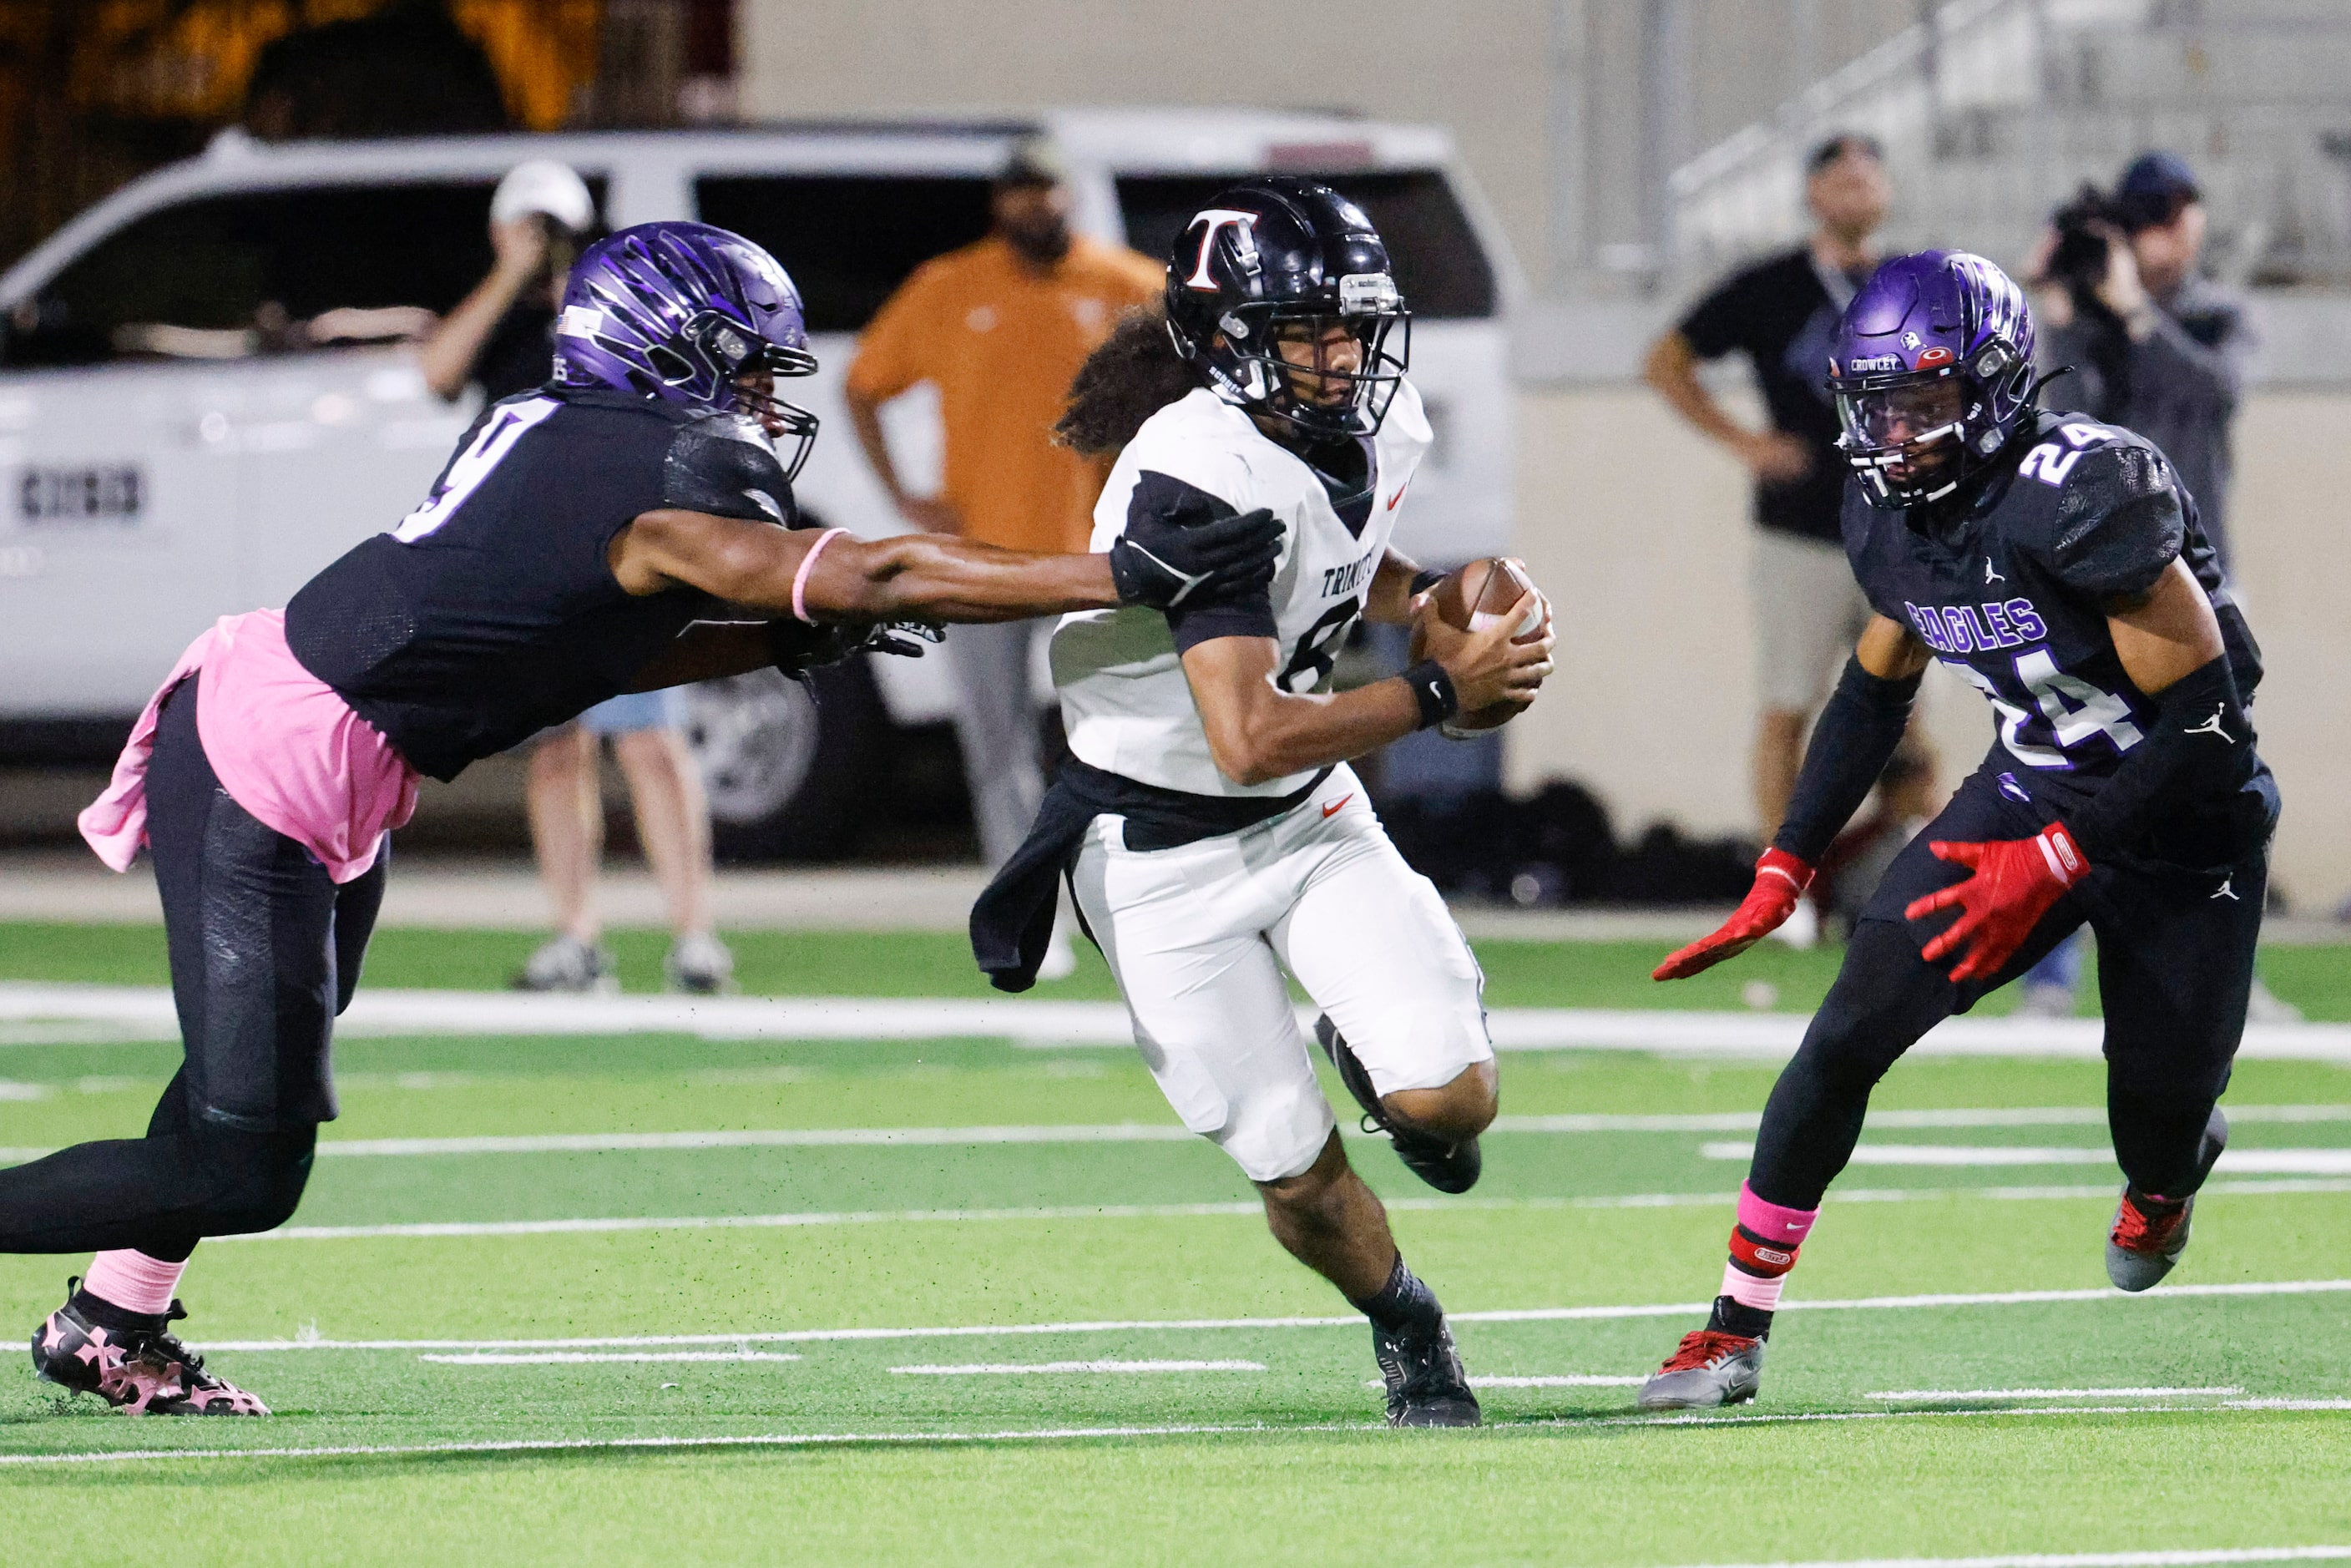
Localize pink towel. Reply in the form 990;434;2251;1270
78;610;419;884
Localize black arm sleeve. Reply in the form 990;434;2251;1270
1771;656;1922;863
2065;655;2248;861
1126;470;1278;653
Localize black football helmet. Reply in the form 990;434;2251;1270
1162;177;1409;439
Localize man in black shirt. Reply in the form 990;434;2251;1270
1646;136;1928;908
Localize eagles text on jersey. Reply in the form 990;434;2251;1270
1051;382;1433;798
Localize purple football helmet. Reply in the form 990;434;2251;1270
1827;250;2036;508
554;221;822;481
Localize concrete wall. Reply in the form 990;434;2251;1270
1506;386;2351;914
736;0;1914;289
741;0;1555;276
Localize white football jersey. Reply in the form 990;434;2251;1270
1052;382;1433;797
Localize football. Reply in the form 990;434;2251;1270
1408;557;1548;735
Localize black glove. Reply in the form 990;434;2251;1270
764;618;941;678
1108;504;1282;610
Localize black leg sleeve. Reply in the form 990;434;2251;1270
332;842;387;1017
1747;919;1959;1210
0;1112;316;1256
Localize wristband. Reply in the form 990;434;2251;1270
1408;569;1446;598
1403;660;1459;729
2035;822;2087;888
791;527;849;625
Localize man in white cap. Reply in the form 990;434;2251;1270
422;162;734;995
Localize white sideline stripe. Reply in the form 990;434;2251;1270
199;1177;2351;1244
5;984;2349;1060
191;1277;2351;1355
314;1125;1199;1156
2;1109;2344;1165
419;1351;803;1365
0;1408;2332;1472
1867;1387;2243;1400
2226;1399;2351;1410
0;1423;1346;1469
1703;1143;2351;1176
1656;1548;2351;1568
887;1360;1263;1376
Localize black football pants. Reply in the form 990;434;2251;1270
0;681;380;1258
1748;766;2265;1213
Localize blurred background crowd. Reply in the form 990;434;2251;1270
0;0;2347;989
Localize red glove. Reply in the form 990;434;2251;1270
1653;849;1813;981
1904;822;2087;983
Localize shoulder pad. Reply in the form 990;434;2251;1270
661;414;797;527
2048;440;2185;599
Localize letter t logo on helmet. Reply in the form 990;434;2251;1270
1183;210;1260;290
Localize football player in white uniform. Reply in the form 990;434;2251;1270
971;180;1555;1425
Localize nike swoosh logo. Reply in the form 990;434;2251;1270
1322;795;1353;819
1386;487;1408;511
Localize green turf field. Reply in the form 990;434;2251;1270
0;925;2346;1564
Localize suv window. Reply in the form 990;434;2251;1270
1115;170;1496;320
3;180;566;369
695;175;995;334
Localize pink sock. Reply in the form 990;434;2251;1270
1721;1258;1789;1312
1737;1181;1819;1246
81;1249;187;1317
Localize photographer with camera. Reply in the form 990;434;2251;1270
2030;151;2256;569
2020;151;2288;1022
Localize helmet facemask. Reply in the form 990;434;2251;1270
660;310;822;483
1207;287;1409;441
1833;341;2029;508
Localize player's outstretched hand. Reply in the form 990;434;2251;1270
1651;849;1813;980
1109;506;1283;610
1904;824;2086;983
1418;581;1555;716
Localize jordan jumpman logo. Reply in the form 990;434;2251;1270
2185;705;2233;742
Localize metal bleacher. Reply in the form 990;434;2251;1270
1666;0;2351;292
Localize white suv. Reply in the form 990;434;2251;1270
0;110;1519;856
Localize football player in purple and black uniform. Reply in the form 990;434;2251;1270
1634;250;2277;1409
18;222;1279;1416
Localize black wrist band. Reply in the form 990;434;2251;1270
1403;660;1459;728
1408;569;1446;598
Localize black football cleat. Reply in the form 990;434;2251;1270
31;1279;269;1416
1315;1014;1481;1193
1372;1316;1481;1428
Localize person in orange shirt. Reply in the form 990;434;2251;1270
847;139;1162;914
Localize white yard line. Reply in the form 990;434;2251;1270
418;1351;803;1365
4;984;2348;1060
194;1176;2351;1245
887;1360;1264;1375
191;1277;2351;1354
1702;1144;2351;1176
1477;1375;1646;1388
2225;1399;2351;1410
0;1406;2331;1472
1867;1387;2243;1400
1656;1547;2351;1568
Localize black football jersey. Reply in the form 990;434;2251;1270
285;386;797;781
1842;409;2274;863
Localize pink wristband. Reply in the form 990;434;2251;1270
791;529;849;625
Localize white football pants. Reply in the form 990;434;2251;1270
1069;764;1493;1183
